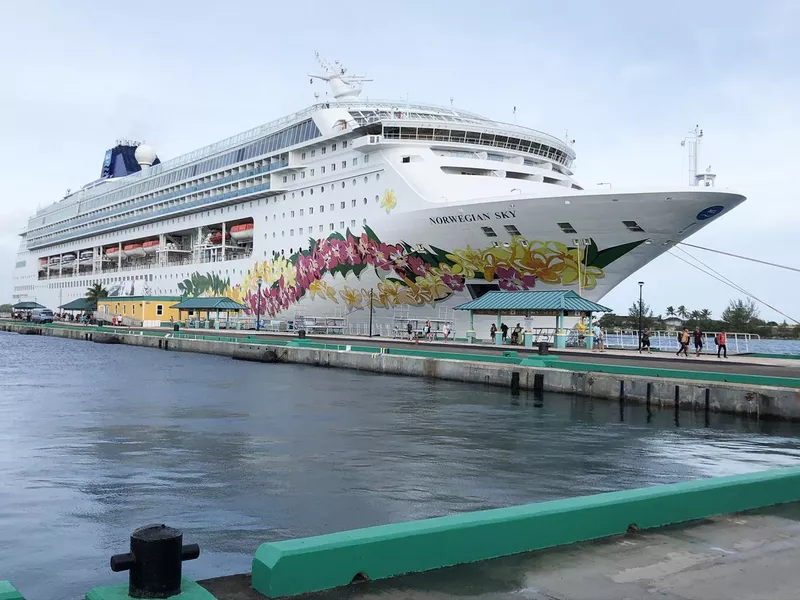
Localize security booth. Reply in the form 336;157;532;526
170;297;249;330
454;290;612;349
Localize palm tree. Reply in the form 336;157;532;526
677;305;688;320
85;283;108;308
666;306;676;317
690;310;701;321
699;308;712;321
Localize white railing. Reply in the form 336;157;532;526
601;329;759;355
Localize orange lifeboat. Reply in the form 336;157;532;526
142;240;160;255
105;247;120;257
230;223;254;241
123;243;145;258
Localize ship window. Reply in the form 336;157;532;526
300;209;304;216
301;172;305;179
332;143;337;151
341;201;346;209
352;199;357;207
310;188;314;195
320;205;324;213
301;152;306;160
310;169;315;176
364;176;368;183
340;221;345;228
330;203;335;211
283;176;287;183
363;197;368;205
341;161;346;169
290;229;294;236
481;226;498;238
353;178;357;186
505;225;521;236
299;227;303;235
330;223;334;230
321;166;326;174
364;154;369;163
311;149;315;157
319;225;324;232
402;156;410;164
376;173;380;181
623;220;646;232
353;157;358;166
291;210;295;217
341;181;345;188
375;195;379;203
331;163;336;171
342;140;348;148
557;222;577;234
321;147;327;155
292;174;296;181
309;207;314;214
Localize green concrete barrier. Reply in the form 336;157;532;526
556;359;800;389
86;578;216;600
0;582;24;600
252;466;800;598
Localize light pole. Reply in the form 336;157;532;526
256;276;263;331
638;281;644;350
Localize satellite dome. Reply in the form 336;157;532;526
134;144;157;168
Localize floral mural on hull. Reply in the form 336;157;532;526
188;225;646;317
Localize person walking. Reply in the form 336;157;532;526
716;330;728;358
407;321;414;340
677;327;690;357
639;328;651;354
490;323;497;341
500;322;509;343
442;322;451;342
693;327;704;357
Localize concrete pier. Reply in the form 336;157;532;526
4;321;800;420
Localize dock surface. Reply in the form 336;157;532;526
199;503;800;600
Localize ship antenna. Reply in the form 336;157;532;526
308;52;372;101
681;125;703;186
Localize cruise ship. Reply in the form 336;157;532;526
11;55;745;331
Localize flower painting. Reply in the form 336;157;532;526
219;224;644;317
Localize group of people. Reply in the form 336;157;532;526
639;327;728;358
490;322;525;345
675;327;728;358
406;320;452;341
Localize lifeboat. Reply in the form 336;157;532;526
124;243;145;258
79;251;94;263
105;247;121;258
142;240;160;254
38;258;48;271
230;223;254;241
208;231;231;245
61;254;76;265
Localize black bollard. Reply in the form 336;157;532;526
110;524;200;599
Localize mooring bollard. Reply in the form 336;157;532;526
110;524;200;598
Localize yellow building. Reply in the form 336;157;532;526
97;296;182;326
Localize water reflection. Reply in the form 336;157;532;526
2;332;800;600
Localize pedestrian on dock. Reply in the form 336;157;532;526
443;322;451;342
639;328;651;354
592;324;604;352
677;328;690;357
500;322;509;343
490;323;497;341
716;330;728;358
407;321;414;340
693;327;704;357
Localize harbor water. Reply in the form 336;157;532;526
2;332;800;600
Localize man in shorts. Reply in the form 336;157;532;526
692;327;704;357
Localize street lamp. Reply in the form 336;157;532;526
638;281;644;351
256;276;263;331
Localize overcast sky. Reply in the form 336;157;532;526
1;0;797;321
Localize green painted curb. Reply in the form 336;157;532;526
0;581;24;600
252;466;800;598
555;359;800;388
86;578;216;600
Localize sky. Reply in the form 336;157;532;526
1;0;798;321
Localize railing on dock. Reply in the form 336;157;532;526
601;329;759;354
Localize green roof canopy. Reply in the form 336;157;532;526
59;298;96;311
12;301;45;310
454;290;612;315
170;297;248;311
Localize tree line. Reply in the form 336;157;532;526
598;297;798;338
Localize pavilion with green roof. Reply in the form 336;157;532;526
170;297;249;329
454;290;612;348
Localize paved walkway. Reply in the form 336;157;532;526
199;503;800;600
152;326;800;378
